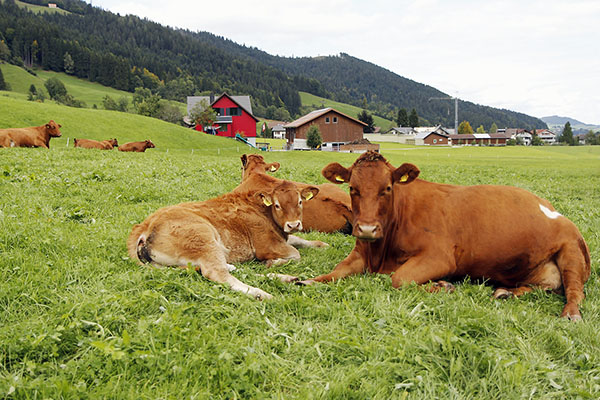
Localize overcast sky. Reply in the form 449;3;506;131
89;0;600;125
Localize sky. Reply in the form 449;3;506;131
89;0;600;125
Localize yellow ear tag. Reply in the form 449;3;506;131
335;176;345;182
305;192;314;200
262;197;273;206
400;174;409;183
270;165;277;172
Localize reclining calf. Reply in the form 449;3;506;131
128;181;324;300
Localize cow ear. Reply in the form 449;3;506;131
241;154;248;167
301;186;319;201
267;162;280;172
322;163;350;184
258;192;273;207
392;163;420;184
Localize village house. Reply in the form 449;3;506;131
187;93;259;146
449;133;511;146
284;108;367;150
532;129;557;145
269;123;286;139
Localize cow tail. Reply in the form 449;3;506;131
127;223;153;264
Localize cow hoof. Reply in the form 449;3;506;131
560;304;583;322
266;273;299;283
252;289;273;301
295;279;317;286
493;288;514;299
563;314;582;322
313;240;329;248
430;280;455;293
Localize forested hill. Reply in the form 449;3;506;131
0;0;546;129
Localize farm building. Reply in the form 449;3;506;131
284;108;367;150
187;93;259;146
449;133;511;146
532;129;557;145
269;123;286;139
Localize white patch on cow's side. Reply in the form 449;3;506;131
539;204;562;219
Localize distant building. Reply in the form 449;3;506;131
268;123;286;139
187;93;259;146
48;3;57;8
449;133;511;146
284;108;367;150
532;129;557;145
405;126;452;146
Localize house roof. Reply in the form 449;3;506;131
187;93;258;122
284;108;368;129
449;133;511;139
415;131;449;139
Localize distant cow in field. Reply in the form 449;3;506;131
298;151;590;320
128;181;325;300
0;120;62;148
118;140;155;152
235;154;353;234
74;138;118;150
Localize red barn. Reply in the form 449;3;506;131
187;93;259;146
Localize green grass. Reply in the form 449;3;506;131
1;88;600;398
300;91;395;130
0;0;71;15
1;64;187;113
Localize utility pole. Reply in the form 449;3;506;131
429;96;458;134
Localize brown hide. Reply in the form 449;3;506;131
314;151;590;320
118;140;155;152
74;138;118;150
128;181;319;299
0;120;62;148
235;154;352;233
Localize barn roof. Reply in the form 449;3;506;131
284;108;368;128
187;93;257;121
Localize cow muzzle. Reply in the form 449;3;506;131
284;220;303;233
353;223;382;241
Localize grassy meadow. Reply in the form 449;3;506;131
1;95;600;398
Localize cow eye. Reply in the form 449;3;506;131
386;186;392;192
275;203;281;209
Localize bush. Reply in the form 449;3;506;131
44;77;67;99
306;124;322;149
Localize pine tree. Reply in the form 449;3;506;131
306;125;322;149
560;121;574;146
408;108;419;128
64;52;74;75
397;108;408;127
489;122;498;133
0;67;9;91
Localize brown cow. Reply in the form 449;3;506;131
300;151;590;320
74;138;118;150
235;154;353;234
127;181;325;300
118;140;155;152
0;120;62;148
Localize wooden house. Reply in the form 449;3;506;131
284;108;367;150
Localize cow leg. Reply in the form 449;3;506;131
198;262;272;300
298;249;366;285
287;234;329;249
255;239;301;267
555;241;590;321
390;254;454;290
492;286;534;299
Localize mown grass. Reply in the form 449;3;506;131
2;95;600;398
1;64;187;113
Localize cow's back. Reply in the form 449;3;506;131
394;181;589;282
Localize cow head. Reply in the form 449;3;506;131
145;140;155;149
322;151;419;241
240;154;280;181
45;120;62;137
109;138;118;147
258;181;319;233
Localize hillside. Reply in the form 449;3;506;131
542;115;600;135
0;94;243;151
1;0;545;129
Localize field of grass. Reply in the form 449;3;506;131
0;0;71;15
1;97;600;398
300;91;395;130
0;64;187;113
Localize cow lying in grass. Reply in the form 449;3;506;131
74;138;118;150
298;151;590;320
235;154;353;234
118;140;155;152
128;181;325;300
0;120;62;148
